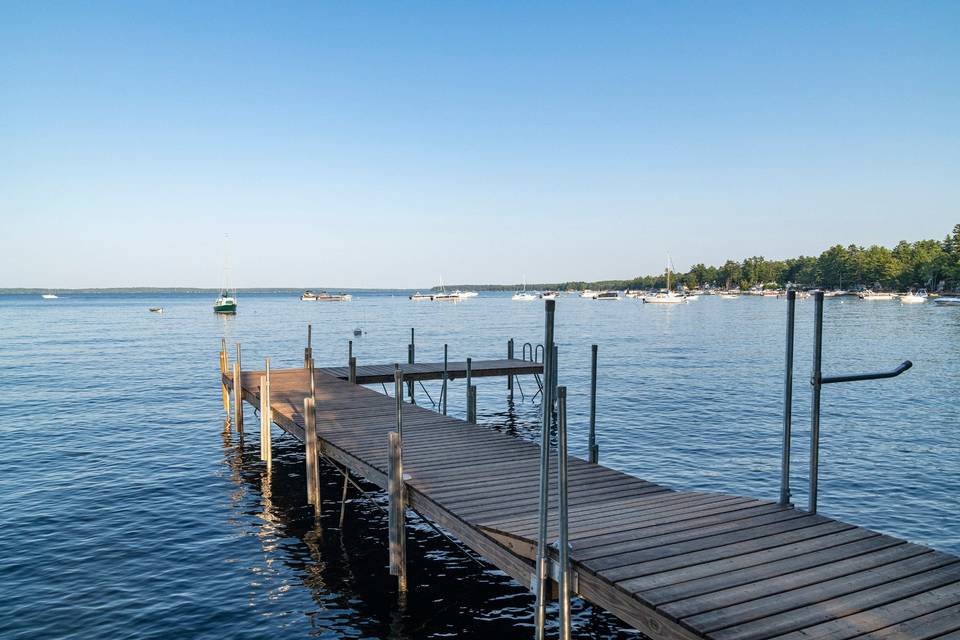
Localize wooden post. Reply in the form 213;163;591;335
304;324;312;368
388;431;407;591
304;396;321;516
468;385;477;423
260;358;272;466
308;356;316;402
220;341;230;420
349;356;357;384
441;344;448;415
233;351;243;434
348;339;353;363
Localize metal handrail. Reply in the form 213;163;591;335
805;290;912;514
820;361;912;385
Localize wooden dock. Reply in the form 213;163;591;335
222;358;960;639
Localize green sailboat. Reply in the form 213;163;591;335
214;235;237;314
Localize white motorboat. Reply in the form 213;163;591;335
933;296;960;306
624;290;645;299
433;292;459;301
595;290;621;301
900;288;928;304
858;290;896;300
41;293;58;299
149;307;163;313
301;291;352;301
580;290;598;299
409;292;434;301
540;290;559;300
719;292;741;299
453;290;478;298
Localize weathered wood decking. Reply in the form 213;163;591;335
225;361;960;640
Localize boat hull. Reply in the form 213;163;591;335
214;303;237;314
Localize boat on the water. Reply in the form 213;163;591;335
41;293;58;299
643;260;687;304
625;290;645;299
214;291;237;314
215;235;237;314
933;296;960;306
149;307;163;313
580;290;598;299
900;288;928;304
301;291;352;301
513;278;537;301
540;290;559;300
453;290;478;298
719;292;741;299
858;290;896;300
409;292;433;301
595;290;621;301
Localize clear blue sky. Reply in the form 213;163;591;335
2;1;957;288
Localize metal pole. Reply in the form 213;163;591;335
349;356;357;384
556;386;571;640
408;328;415;403
809;291;824;514
552;345;559;414
442;344;448;415
588;344;599;464
348;339;353;363
533;299;555;640
508;338;514;399
388;430;407;591
466;357;472;412
394;366;403;441
780;290;796;506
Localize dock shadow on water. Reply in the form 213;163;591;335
220;418;641;639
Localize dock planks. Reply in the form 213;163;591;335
224;361;960;639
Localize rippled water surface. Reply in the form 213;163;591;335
1;292;957;639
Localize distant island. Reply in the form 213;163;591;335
437;224;960;293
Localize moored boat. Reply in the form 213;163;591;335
933;296;960;306
540;290;559;300
409;292;434;301
41;293;58;299
858;290;896;300
301;290;352;301
595;290;621;301
149;307;163;313
899;288;928;304
214;291;237;314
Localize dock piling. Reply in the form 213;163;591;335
533;300;556;640
557;385;572;640
809;291;824;514
467;385;477;423
588;344;599;464
220;339;230;421
780;290;796;506
507;338;514;399
260;358;272;467
348;339;353;364
394;366;404;440
304;396;321;517
387;430;407;591
408;328;415;403
233;343;243;433
441;344;448;415
304;324;312;368
349;356;357;384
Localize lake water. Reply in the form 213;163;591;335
1;291;957;639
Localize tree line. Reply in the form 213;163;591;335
557;224;960;292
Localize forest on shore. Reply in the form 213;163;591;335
444;224;960;292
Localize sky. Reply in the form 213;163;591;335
1;1;958;288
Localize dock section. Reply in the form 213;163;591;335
223;361;960;639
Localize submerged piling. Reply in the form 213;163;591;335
233;343;243;433
304;396;321;516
